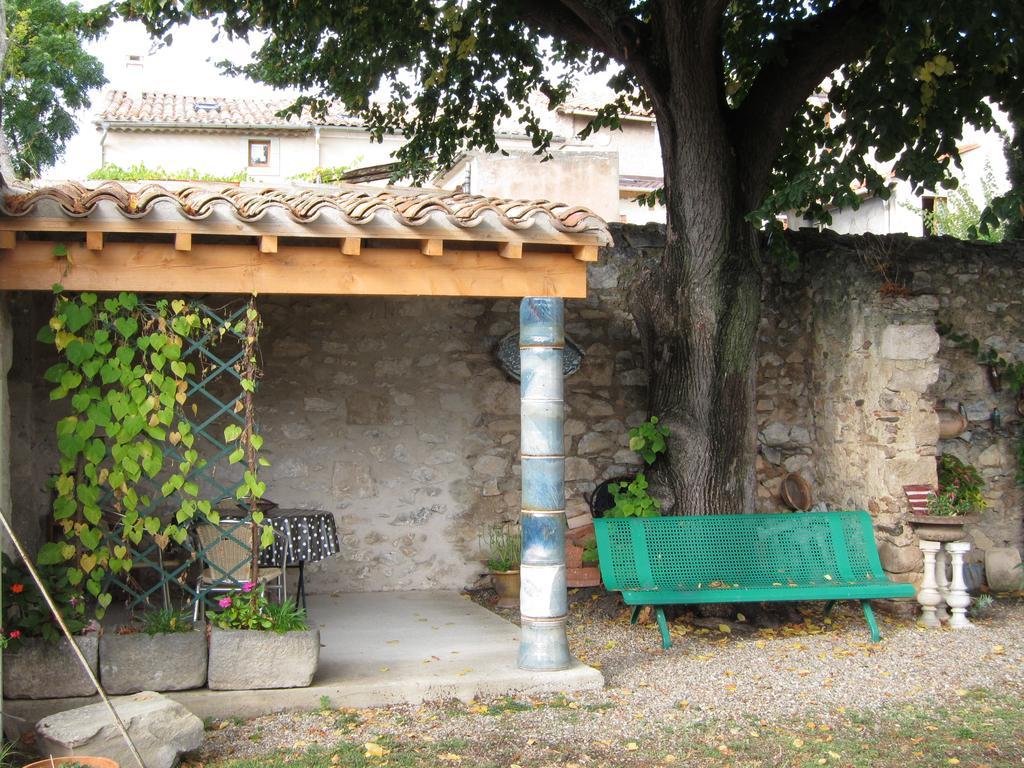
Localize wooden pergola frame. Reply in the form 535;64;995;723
0;182;608;298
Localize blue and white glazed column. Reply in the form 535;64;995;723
518;297;571;670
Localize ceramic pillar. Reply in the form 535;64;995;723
946;541;974;629
917;540;942;628
518;297;571;670
934;546;950;623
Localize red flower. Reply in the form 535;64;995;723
9;630;21;639
10;583;24;594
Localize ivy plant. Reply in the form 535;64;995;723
34;289;273;618
627;416;671;466
605;417;671;519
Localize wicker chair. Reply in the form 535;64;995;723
192;519;287;621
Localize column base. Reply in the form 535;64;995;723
518;617;572;671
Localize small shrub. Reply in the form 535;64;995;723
139;608;195;635
207;582;309;633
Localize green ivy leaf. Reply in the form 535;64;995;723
224;424;243;442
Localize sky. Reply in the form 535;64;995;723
53;16;283;178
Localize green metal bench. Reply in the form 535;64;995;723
593;511;915;648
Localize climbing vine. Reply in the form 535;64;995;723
936;321;1024;487
36;289;270;618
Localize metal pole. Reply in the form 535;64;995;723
518;297;571;670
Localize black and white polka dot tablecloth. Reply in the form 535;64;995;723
258;509;340;568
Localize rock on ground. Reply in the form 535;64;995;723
35;691;204;768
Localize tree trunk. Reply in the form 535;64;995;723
630;85;763;517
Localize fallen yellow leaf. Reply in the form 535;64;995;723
363;742;389;758
663;755;677;764
793;738;805;748
948;759;960;765
625;742;639;751
438;753;463;763
718;624;732;634
992;645;1005;655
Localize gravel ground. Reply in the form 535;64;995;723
193;593;1024;764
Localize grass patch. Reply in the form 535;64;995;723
201;688;1024;768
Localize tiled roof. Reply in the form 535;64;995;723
620;175;663;192
558;90;654;120
97;91;364;129
0;181;611;242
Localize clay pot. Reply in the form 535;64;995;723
23;758;119;768
936;404;968;439
491;570;520;608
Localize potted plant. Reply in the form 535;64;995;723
908;454;986;542
1;554;98;700
100;608;207;694
484;523;521;608
206;582;319;690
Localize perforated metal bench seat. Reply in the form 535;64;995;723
593;511;915;648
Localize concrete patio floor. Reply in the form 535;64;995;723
3;591;603;731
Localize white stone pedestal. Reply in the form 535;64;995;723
917;539;973;629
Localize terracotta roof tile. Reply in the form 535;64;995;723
1;181;611;242
97;91;364;128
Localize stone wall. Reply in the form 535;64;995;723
4;289;647;594
4;226;1023;593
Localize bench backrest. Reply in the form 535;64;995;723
593;511;887;591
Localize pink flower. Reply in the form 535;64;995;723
9;630;21;639
218;597;233;609
242;581;255;593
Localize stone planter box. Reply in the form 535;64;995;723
100;629;208;694
3;634;99;699
207;626;319;690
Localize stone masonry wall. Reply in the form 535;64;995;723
4;226;1023;593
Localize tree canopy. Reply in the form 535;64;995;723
1;0;107;179
116;0;1024;231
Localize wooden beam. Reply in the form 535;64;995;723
174;233;192;252
340;237;361;256
85;231;103;252
258;235;278;254
571;245;599;262
420;238;444;257
0;231;14;250
0;242;589;299
498;242;523;260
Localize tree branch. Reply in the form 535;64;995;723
0;0;16;183
732;0;885;203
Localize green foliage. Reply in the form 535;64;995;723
290;159;361;183
927;454;986;517
483;523;520;572
581;536;598;566
111;0;1024;235
628;416;670;466
2;0;108;177
604;473;661;518
207;583;309;633
2;553;89;646
38;290;213;617
936;323;1024;393
87;163;247;183
139;607;194;635
914;166;1006;242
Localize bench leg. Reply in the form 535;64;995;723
655;607;672;649
861;600;881;642
822;600;836;617
630;605;643;625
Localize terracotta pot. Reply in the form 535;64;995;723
908;514;968;543
936;405;968;439
565;539;584;569
23;758;119;768
491;570;520;608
